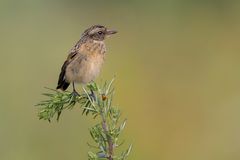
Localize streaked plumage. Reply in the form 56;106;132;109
56;25;117;92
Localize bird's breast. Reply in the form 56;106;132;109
66;41;106;84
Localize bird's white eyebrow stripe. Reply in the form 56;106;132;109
89;28;104;34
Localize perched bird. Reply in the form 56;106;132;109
56;25;117;95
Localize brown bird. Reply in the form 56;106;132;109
56;25;117;95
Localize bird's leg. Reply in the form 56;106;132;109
72;82;80;97
89;88;96;101
82;85;95;101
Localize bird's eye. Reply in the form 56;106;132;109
98;31;103;35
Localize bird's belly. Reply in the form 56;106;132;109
76;60;102;83
66;54;104;84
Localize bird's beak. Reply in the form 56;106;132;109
106;29;118;35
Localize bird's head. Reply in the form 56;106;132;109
81;25;117;41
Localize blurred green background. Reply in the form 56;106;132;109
1;0;240;159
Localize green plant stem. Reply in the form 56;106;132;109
100;111;114;160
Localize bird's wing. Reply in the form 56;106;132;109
56;50;78;90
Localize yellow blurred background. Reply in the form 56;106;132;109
1;0;240;159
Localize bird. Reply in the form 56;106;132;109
56;25;117;96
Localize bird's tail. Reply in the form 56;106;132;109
56;61;70;91
56;80;70;91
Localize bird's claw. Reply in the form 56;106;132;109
89;90;96;101
71;90;80;97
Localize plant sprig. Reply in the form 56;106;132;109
36;79;132;160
